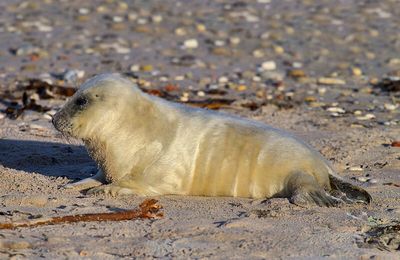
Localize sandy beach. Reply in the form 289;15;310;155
0;0;399;259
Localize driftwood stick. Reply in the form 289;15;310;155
0;199;163;230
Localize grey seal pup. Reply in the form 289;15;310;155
52;73;371;207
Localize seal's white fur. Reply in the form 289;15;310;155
53;74;371;206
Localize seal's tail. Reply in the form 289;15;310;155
328;175;372;204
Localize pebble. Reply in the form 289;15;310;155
175;28;186;36
349;166;363;171
152;15;163;23
252;49;264;58
252;76;261;82
351;67;362;76
357;177;369;182
130;64;140;72
63;69;85;83
196;24;206;32
288;69;306;78
197;91;205;97
140;65;153;72
356;113;375;120
237;85;247;91
261;61;277;71
368;179;378;184
273;45;285;54
13;45;40;56
112;16;124;23
180;93;189;102
183;39;198;49
292;62;303;68
318;87;327;95
384;103;398;111
218;76;229;83
78;8;90;15
388;58;400;66
317;77;346;85
326;107;345;113
214;40;225;47
229;37;241;45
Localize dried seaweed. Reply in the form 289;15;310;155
0;199;163;229
374;77;400;94
360;221;400;251
25;79;76;98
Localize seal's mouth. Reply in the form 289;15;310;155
52;112;74;136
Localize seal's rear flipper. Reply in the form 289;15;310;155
329;175;372;204
287;172;341;207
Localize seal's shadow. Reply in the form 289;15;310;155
0;139;95;180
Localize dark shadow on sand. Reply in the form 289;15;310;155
0;138;95;180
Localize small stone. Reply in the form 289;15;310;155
356;113;375;120
113;16;124;23
175;75;185;81
391;141;400;147
197;91;205;97
214;40;225;47
317;77;346;85
13;45;40;56
237;85;247;91
261;61;276;71
212;47;230;56
292;62;303;68
140;65;153;72
78;8;90;15
349;166;363;171
137;18;148;25
180;95;189;102
384;103;398;111
152;15;163;23
357;177;369;182
388;58;400;66
130;64;140;72
0;114;5;120
351;67;362;76
128;12;138;20
273;45;284;54
183;39;198;49
175;27;186;36
353;110;363;115
304;96;317;102
229;37;241;45
63;69;85;83
252;49;264;58
327;107;345;113
218;76;229;83
288;69;306;78
252;76;261;82
368;179;378;184
318;87;327;95
196;24;206;32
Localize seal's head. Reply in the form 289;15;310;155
52;73;141;139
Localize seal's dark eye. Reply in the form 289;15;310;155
75;97;88;107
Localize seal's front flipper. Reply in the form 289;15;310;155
86;184;136;196
329;175;371;204
287;172;341;207
64;169;106;191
